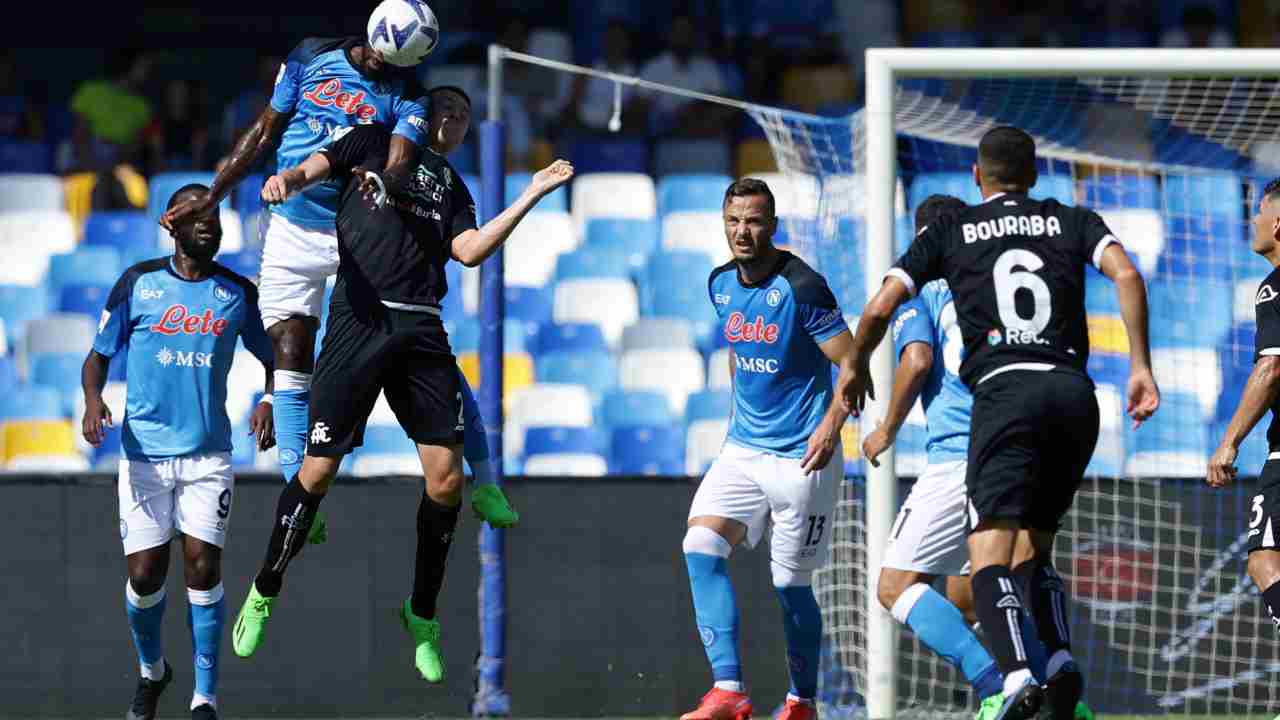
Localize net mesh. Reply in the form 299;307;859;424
747;75;1280;717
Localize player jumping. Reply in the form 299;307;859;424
1208;176;1280;636
232;86;573;683
83;185;275;720
840;126;1159;720
681;178;852;720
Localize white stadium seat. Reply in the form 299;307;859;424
570;173;656;237
504;210;576;287
1151;347;1221;421
707;348;732;390
1097;209;1163;277
686;418;729;475
225;349;267;427
0;174;65;212
821;174;908;218
23;313;96;358
620;347;705;416
351;453;422;477
523;452;608;477
621;317;695;352
662;211;730;264
748;172;819;218
1087;383;1125;477
552;278;638;348
505;382;594;461
0;210;76;286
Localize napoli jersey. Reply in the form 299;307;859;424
270;37;427;229
93;258;274;460
710;252;849;457
890;281;972;464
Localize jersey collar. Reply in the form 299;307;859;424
735;249;790;289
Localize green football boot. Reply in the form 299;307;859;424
400;599;445;683
975;693;1004;720
307;510;328;544
232;583;276;658
1073;702;1094;720
472;484;519;528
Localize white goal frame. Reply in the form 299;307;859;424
863;47;1280;719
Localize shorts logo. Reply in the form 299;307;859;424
196;653;215;670
213;285;233;302
699;626;716;646
310;421;331;445
987;328;1002;346
119;519;128;539
279;448;299;465
766;288;782;307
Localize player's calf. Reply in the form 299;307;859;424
1248;549;1280;632
683;524;745;693
183;537;225;714
773;564;821;704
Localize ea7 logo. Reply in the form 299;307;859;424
139;287;164;301
1257;284;1277;305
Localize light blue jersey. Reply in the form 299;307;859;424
269;37;427;229
709;251;848;457
93;258;274;460
890;280;971;464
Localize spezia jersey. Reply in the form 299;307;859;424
93;258;274;460
891;280;971;464
890;193;1119;388
270;37;427;229
1255;267;1280;451
710;251;849;457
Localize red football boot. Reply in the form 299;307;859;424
680;688;753;720
774;698;817;720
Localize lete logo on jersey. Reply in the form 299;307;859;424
150;305;229;336
725;312;780;344
302;79;378;120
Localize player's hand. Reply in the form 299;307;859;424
1207;443;1238;488
352;166;389;209
260;175;291;205
81;396;113;448
249;399;276;452
159;192;216;230
530;159;574;196
1126;367;1160;430
836;357;874;417
861;422;895;468
801;417;840;473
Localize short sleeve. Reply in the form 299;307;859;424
318;124;390;181
1255;281;1280;359
268;46;304;114
890;222;947;297
798;277;848;343
1080;209;1120;270
449;173;478;239
891;298;933;360
92;271;135;358
391;94;428;146
239;287;274;368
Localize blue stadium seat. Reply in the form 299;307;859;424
1156;216;1242;282
533;322;607;356
46;247;123;294
358;424;417;455
1163;172;1244;217
58;283;111;316
568;137;649;175
1079;174;1160;210
506;172;567;213
0;384;62;420
895;215;915;256
146;172;221;225
1087;353;1129;391
1124;391;1208;477
0;356;15;388
653;140;731;178
1085;271;1120;315
0;284;50;348
230;422;257;470
657;174;734;217
641;250;718;348
1032;174;1076;204
584;218;659;270
83;211;152;255
235;173;266;219
908;172;983;209
598;390;674;430
535;350;617;400
610;425;685;475
505;285;553;326
554;246;632;281
0;139;52;173
30;353;84;414
504;318;537;354
1147;277;1232;347
686;389;731;423
451;322;480;354
524;426;607;457
1217;324;1255;423
217;250;262;280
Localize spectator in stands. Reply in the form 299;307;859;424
150;79;213;172
61;49;153;174
221;54;282;172
1160;4;1233;48
722;0;841;64
0;50;44;141
639;13;735;137
569;20;646;134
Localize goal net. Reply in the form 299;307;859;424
747;56;1280;718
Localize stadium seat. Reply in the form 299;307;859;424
46;247;123;294
657;174;734;217
0;384;62;421
1156;215;1242;282
505;172;568;213
0;139;52;173
83;211;152;255
908;172;983;208
820;174;908;220
567;137;649;175
686;418;729;475
505;382;595;461
584;218;659;271
894;421;928;479
569;172;657;237
73;379;126;468
523;452;609;476
554;246;632;281
707;348;732;390
552;278;639;347
621;318;695;352
1031;174;1076;204
1147;278;1232;348
1086;383;1125;477
23;313;96;357
620;347;705;416
661;211;730;263
532;322;608;356
641;251;719;348
1152;347;1221;421
1124;391;1208;478
30;352;86;414
504;285;553;326
1079;174;1160;210
456;351;535;398
2;419;83;470
146;172;219;225
598;390;674;430
224;350;269;427
524;426;607;457
0;173;64;212
535;350;617;401
0;284;50;348
0;210;76;286
235;173;266;220
686;389;732;424
503;210;576;287
0;355;14;388
1163;172;1243;217
350;425;420;477
217;250;262;281
1095;209;1163;276
654;141;732;178
610;425;685;475
750;172;820;218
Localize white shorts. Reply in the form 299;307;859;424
688;441;843;572
118;452;235;555
881;459;970;576
258;212;339;328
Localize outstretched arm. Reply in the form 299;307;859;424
837;277;913;414
862;342;931;467
450;160;575;267
260;152;334;204
1098;243;1159;428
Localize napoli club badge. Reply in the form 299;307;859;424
766;288;782;307
214;285;233;303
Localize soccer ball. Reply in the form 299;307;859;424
367;0;440;68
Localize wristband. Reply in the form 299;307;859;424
258;394;274;405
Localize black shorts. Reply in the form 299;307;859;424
1247;461;1280;554
966;369;1100;533
308;303;464;457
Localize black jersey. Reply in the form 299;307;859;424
1254;268;1280;451
318;123;477;310
891;193;1118;388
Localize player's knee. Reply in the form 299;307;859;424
770;561;812;588
271;321;316;371
127;562;167;596
183;551;221;591
876;571;904;612
683;525;733;559
427;464;465;503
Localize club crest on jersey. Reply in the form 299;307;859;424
766;288;782;307
302;78;378;121
987;328;1002;346
213;285;233;302
150;305;229;337
725;312;779;344
1258;284;1277;305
